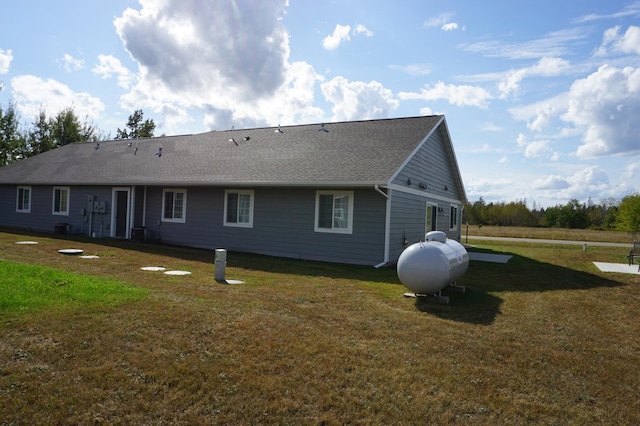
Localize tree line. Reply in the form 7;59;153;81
0;101;155;166
463;195;640;234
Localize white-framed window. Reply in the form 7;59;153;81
224;189;254;228
16;186;31;213
315;190;354;234
162;188;187;223
52;186;70;216
450;205;459;230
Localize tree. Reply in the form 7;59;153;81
0;102;25;165
115;109;155;139
50;107;99;145
615;194;640;235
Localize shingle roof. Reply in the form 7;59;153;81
0;115;448;187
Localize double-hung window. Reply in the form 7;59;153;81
52;186;70;215
162;189;187;223
16;186;31;213
315;191;354;234
224;190;254;227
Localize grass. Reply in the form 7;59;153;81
0;260;147;317
463;224;636;243
0;228;639;424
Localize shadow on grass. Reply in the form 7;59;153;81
415;247;624;325
2;228;401;284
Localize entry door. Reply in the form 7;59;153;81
112;188;130;238
426;203;437;233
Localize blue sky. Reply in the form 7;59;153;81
1;0;639;208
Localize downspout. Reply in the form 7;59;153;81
374;184;391;268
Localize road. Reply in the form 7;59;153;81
463;235;633;248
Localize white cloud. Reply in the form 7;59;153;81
623;162;640;180
424;13;454;28
462;28;586;60
595;25;640;56
562;64;640;158
533;175;569;190
389;64;431;76
112;0;329;131
115;0;289;102
59;53;84;72
573;3;640;24
398;81;492;108
322;23;373;50
11;75;105;120
441;23;459;32
524;139;552;158
92;55;135;89
321;76;398;121
615;25;640;55
0;49;12;74
498;57;571;98
323;24;351;50
353;24;373;37
498;156;509;164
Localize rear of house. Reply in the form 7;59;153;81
0;115;466;266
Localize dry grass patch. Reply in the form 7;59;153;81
1;229;639;424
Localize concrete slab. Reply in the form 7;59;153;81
593;262;640;275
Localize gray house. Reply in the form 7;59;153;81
0;115;466;266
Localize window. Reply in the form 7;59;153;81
16;186;31;213
315;191;354;234
224;190;254;227
162;189;187;223
52;186;70;216
450;205;459;230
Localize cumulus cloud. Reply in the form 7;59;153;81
0;49;12;74
111;0;333;131
534;175;570;190
59;54;84;72
517;133;556;159
321;76;398;121
498;57;571;98
11;75;105;120
92;55;136;89
398;81;492;108
322;23;373;50
115;0;289;103
353;24;373;37
424;13;458;29
532;166;625;204
562;64;640;158
596;25;640;56
323;24;352;50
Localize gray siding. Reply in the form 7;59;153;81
139;186;388;266
0;184;114;236
392;126;461;201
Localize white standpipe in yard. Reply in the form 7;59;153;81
397;231;469;298
215;249;227;282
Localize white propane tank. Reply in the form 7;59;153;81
397;231;469;294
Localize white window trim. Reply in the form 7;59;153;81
16;186;31;213
224;189;254;228
314;190;354;234
162;188;187;223
450;204;459;231
52;186;70;216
